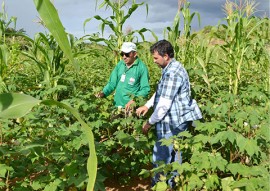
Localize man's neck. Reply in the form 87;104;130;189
126;59;136;68
126;63;133;68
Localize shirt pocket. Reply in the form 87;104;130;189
127;77;136;85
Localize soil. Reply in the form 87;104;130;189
105;177;152;191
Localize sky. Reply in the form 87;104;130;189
1;0;269;41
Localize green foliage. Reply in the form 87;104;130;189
0;2;21;93
0;0;269;190
163;1;201;62
0;93;97;191
214;3;269;95
83;0;157;64
21;33;73;100
140;85;270;191
33;0;75;69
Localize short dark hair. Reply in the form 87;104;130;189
150;40;174;58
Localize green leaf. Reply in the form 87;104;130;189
191;152;210;171
231;178;256;191
138;169;151;178
177;130;192;138
227;163;248;176
211;129;238;145
189;173;204;190
153;181;167;190
31;181;44;190
205;174;219;190
0;93;97;191
194;134;211;144
221;176;234;191
236;134;259;156
41;100;97;191
0;93;41;118
33;0;77;70
43;179;62;191
209;153;227;171
0;164;13;178
171;162;192;174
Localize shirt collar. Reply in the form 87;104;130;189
162;58;175;74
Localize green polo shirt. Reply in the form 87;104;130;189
102;57;150;107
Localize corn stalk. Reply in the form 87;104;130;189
31;0;97;190
21;33;71;100
178;1;200;65
84;0;157;64
216;0;267;95
0;1;18;93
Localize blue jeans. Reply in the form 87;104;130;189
152;121;192;188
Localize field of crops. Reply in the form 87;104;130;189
0;0;269;191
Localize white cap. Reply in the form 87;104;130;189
120;42;137;53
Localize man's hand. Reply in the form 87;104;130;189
125;100;135;112
142;120;152;135
136;106;149;117
95;92;105;98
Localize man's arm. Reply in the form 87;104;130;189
148;73;181;124
136;93;155;116
148;97;172;124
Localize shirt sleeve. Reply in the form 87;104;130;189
102;63;120;97
145;93;155;109
148;97;172;124
135;64;150;98
148;71;182;124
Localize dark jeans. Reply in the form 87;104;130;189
152;121;192;188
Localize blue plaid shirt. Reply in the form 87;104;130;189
154;59;202;127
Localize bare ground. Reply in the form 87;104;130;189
105;177;152;191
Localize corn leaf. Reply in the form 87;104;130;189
41;100;97;191
0;93;41;118
33;0;77;70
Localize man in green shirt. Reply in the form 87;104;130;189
96;42;150;111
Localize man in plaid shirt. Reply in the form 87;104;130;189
136;40;202;188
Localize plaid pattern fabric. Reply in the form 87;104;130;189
154;59;202;128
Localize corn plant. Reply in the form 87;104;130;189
0;43;8;93
83;0;157;64
21;33;71;100
178;1;200;64
33;0;75;68
32;0;97;189
255;18;270;94
13;0;97;190
0;1;18;93
0;1;18;44
163;1;181;59
215;0;268;95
